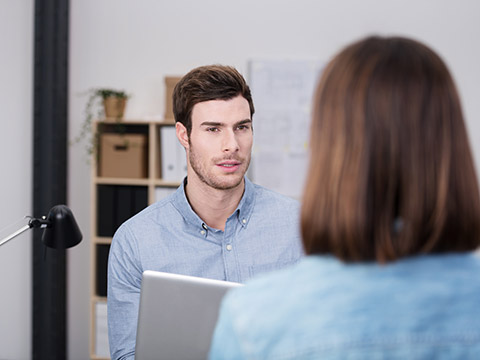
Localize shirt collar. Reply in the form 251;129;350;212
171;176;256;230
234;176;255;228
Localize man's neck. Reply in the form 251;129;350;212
185;176;245;231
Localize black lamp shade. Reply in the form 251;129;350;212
42;205;83;249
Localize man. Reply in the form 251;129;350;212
107;65;303;360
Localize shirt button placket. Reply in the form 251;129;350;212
224;240;237;282
200;223;207;236
223;219;239;282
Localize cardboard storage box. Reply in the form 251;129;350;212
164;76;182;122
100;134;148;178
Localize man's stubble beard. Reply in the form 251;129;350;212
188;142;251;191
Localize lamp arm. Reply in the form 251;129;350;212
0;224;32;247
0;216;50;248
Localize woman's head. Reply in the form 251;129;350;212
301;36;480;262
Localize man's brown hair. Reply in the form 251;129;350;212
172;65;255;136
301;36;480;263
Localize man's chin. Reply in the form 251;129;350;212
210;174;245;191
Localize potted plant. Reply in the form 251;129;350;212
98;88;128;119
72;88;129;160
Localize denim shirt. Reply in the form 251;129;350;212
107;177;303;360
210;253;480;360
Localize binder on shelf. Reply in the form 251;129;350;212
95;301;110;357
133;187;148;214
97;185;116;237
95;244;110;297
160;126;180;181
97;185;149;237
116;186;133;226
160;126;187;182
177;142;187;181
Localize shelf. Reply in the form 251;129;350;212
93;237;112;245
94;177;181;187
98;118;174;125
153;179;182;187
94;177;150;186
92;295;108;303
90;119;184;359
90;356;110;360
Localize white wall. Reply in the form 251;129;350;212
0;1;33;359
73;0;480;359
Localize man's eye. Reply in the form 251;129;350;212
206;127;219;132
237;125;250;131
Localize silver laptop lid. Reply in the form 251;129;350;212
135;270;242;360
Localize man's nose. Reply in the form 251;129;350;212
222;130;239;152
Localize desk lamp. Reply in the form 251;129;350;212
0;205;82;249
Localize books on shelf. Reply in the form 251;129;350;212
97;185;148;237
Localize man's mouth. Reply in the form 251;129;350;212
216;160;241;171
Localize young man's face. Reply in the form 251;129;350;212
179;95;253;191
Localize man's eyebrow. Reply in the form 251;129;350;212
200;119;252;127
200;121;223;127
236;119;252;126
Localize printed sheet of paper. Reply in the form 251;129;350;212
249;60;323;199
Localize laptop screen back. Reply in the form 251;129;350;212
135;270;242;360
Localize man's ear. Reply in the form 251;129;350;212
176;122;189;149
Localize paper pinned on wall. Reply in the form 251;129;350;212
248;59;323;200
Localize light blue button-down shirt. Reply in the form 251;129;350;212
107;177;303;360
210;253;480;359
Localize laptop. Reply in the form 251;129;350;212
135;270;243;360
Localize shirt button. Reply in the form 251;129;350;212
242;219;246;224
226;244;233;251
200;230;206;235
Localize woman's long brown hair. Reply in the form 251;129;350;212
301;36;480;262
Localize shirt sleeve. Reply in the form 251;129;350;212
209;295;245;360
107;223;143;360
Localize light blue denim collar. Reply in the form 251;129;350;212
171;176;256;232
